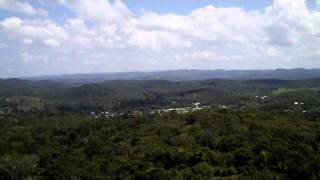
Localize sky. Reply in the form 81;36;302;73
0;0;320;78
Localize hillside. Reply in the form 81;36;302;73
0;109;319;179
1;78;320;115
26;69;320;83
1;76;320;179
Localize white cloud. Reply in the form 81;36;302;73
1;0;320;77
128;30;191;51
176;51;219;60
22;38;33;45
266;47;281;57
0;0;47;16
138;6;264;44
264;0;313;42
1;17;67;47
66;0;131;23
0;42;7;48
0;17;21;29
19;52;40;63
44;38;60;47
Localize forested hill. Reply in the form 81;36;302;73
26;69;320;83
0;109;319;179
1;78;320;115
1;77;320;179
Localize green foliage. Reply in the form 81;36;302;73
0;109;319;179
2;78;320;114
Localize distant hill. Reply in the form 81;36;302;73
1;76;320;114
26;69;320;83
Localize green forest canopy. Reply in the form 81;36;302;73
0;109;319;179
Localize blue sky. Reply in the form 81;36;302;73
0;1;317;25
126;0;320;13
0;0;320;78
125;0;272;14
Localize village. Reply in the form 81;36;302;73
0;93;310;118
89;96;309;119
90;102;215;119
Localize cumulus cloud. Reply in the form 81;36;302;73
264;0;314;46
0;0;47;16
138;6;264;44
0;0;320;77
44;38;60;47
0;42;7;48
128;30;191;51
64;0;131;23
176;51;220;60
1;17;67;46
22;38;33;45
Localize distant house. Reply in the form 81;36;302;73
294;101;304;105
192;102;201;108
220;105;229;109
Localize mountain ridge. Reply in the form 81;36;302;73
21;68;320;83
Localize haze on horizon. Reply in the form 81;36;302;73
0;0;320;78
